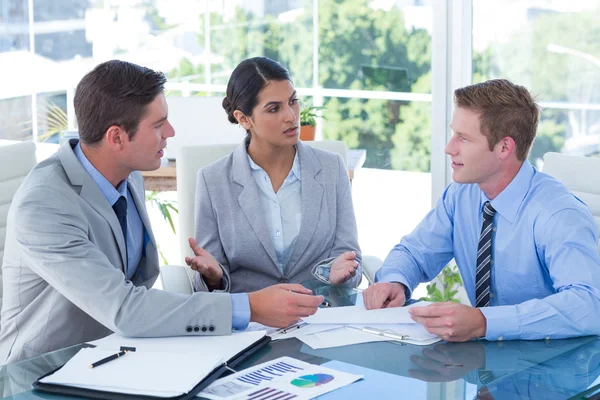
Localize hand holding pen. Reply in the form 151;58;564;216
247;284;324;328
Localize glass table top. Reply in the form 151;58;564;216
1;281;599;399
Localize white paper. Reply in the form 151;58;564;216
301;302;430;325
296;323;441;349
88;330;267;365
198;356;362;400
41;347;222;397
297;327;390;349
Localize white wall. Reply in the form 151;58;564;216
165;96;246;160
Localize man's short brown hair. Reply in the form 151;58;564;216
454;79;540;161
74;60;166;145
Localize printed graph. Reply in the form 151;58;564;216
245;387;297;400
290;374;334;388
237;361;304;386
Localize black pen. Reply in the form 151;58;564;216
89;350;128;369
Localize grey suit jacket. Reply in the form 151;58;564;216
0;140;232;364
194;140;362;293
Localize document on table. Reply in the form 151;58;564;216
297;323;440;349
87;330;267;364
198;356;362;400
40;347;222;397
301;301;431;325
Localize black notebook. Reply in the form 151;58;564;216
33;333;270;400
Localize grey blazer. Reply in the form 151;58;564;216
0;140;232;364
194;140;362;293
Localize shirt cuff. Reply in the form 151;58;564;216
480;305;520;341
311;258;335;284
315;264;331;283
231;293;250;331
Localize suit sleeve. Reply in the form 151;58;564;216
15;184;233;337
193;168;232;292
311;154;362;288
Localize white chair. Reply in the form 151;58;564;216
0;141;37;309
543;152;600;252
160;140;382;292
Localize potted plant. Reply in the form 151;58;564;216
299;106;325;141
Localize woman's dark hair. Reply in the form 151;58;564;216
222;57;291;126
74;60;166;145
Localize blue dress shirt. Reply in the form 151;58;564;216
376;160;600;340
74;143;143;280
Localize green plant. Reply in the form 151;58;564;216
145;191;179;265
419;265;463;303
20;100;69;142
300;106;326;127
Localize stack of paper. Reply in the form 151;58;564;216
290;302;441;349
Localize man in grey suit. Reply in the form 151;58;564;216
0;60;323;364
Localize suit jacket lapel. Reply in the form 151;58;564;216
58;139;127;272
287;142;324;275
232;143;280;269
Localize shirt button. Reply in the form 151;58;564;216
492;227;497;232
273;201;278;207
276;231;281;237
489;293;494;299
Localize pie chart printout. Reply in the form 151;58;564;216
290;374;334;388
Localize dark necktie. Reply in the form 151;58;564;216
112;196;128;246
475;201;496;308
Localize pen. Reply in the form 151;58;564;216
89;350;128;369
346;326;409;341
274;322;307;336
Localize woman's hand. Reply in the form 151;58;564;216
185;237;223;289
329;251;359;284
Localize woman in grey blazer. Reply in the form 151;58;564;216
186;57;362;294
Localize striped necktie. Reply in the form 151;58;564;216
475;201;496;308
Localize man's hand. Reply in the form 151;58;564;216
362;282;407;309
409;302;487;342
248;284;324;328
329;251;359;285
408;342;486;382
185;237;223;289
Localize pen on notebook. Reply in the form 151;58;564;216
89;350;128;369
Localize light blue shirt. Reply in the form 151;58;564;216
74;143;144;280
247;151;302;272
377;160;600;340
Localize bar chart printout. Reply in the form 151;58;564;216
199;357;362;400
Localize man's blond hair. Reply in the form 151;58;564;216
454;79;540;161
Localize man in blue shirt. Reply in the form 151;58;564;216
363;79;600;342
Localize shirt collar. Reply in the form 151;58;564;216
480;159;535;224
74;143;128;206
247;147;302;181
